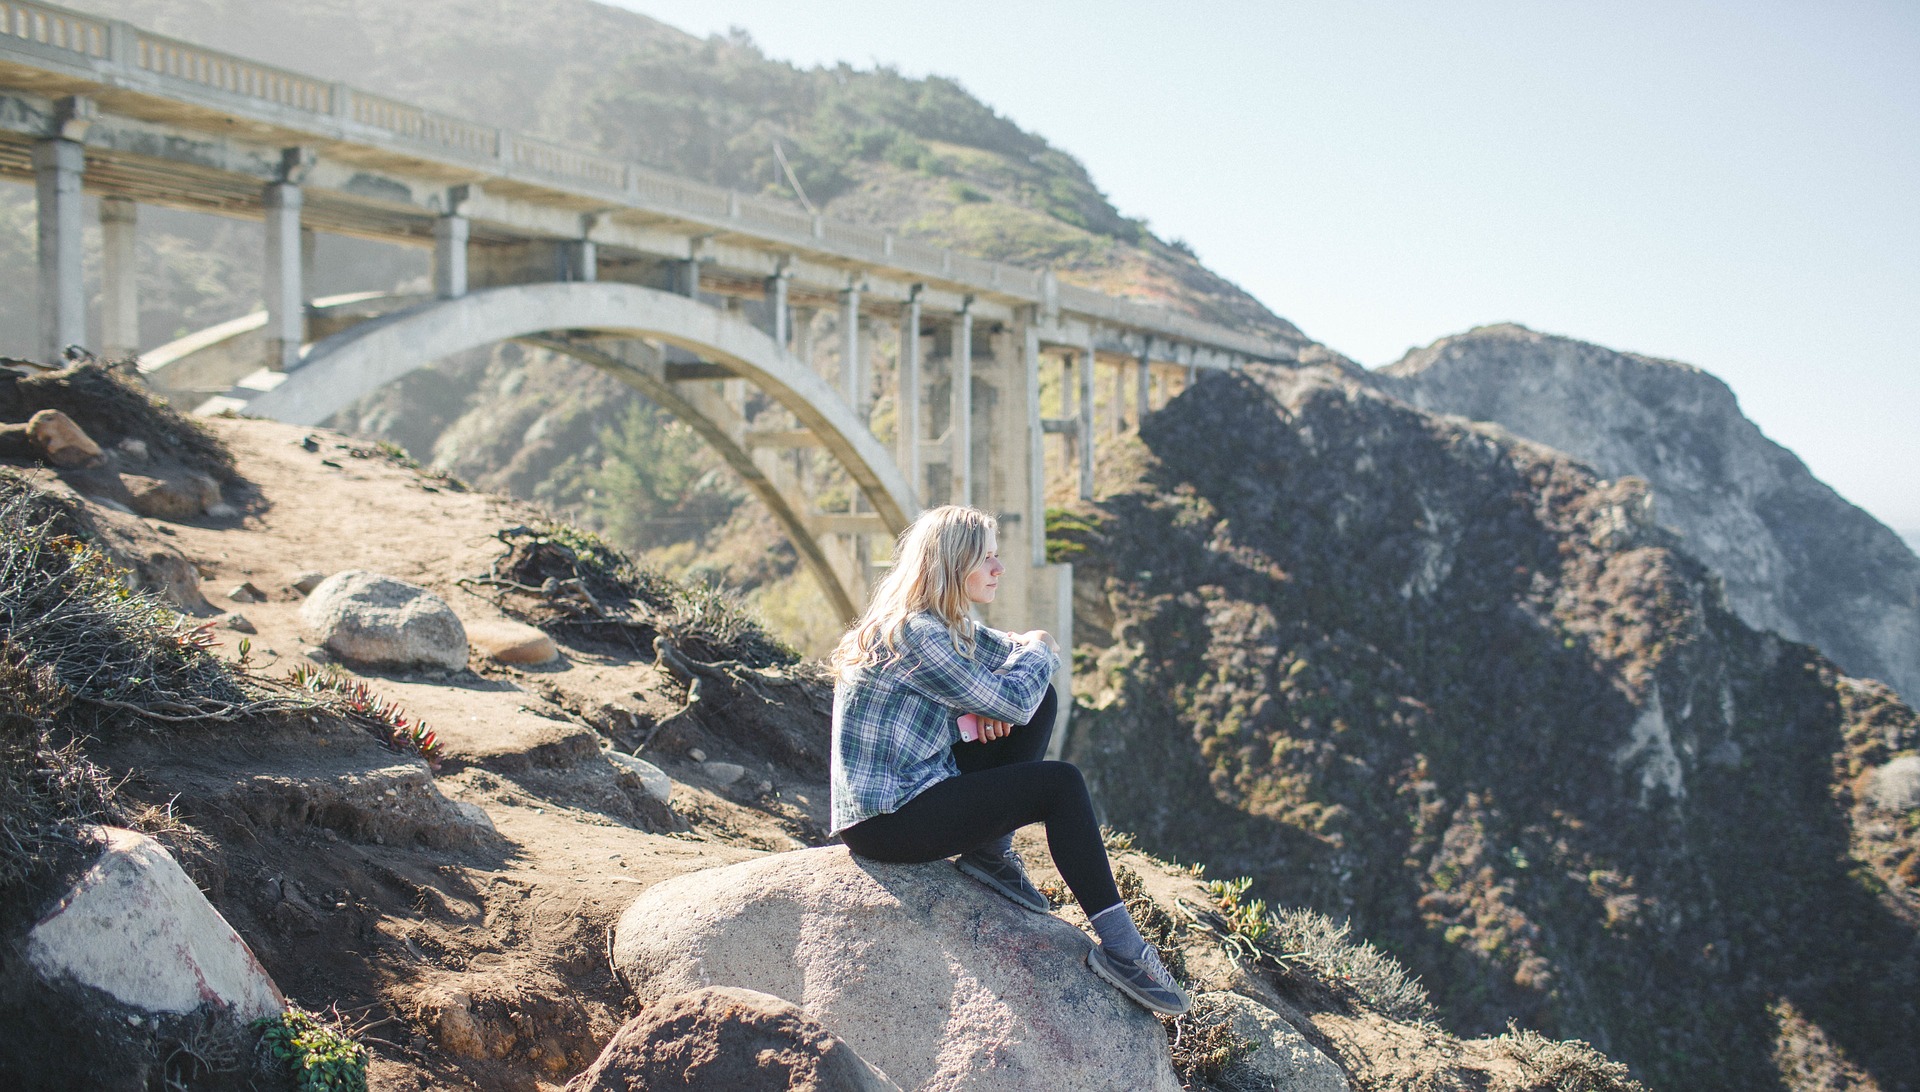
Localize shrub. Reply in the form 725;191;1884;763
253;1008;368;1092
1203;873;1435;1023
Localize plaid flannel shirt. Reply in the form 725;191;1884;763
830;611;1060;834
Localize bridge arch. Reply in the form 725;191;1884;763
219;283;920;619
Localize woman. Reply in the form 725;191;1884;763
829;504;1191;1016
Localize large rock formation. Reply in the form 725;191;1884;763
1059;364;1920;1092
610;847;1186;1092
567;986;901;1092
26;827;285;1023
1376;323;1920;701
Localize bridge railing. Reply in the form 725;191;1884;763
132;28;331;114
0;1;104;58
3;0;1294;362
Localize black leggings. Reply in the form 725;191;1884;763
838;687;1123;916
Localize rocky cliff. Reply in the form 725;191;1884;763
1375;324;1920;702
1057;364;1920;1091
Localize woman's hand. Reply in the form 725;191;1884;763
978;716;1012;741
1016;629;1060;655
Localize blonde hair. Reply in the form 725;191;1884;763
830;505;995;680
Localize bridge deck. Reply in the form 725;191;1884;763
0;0;1298;368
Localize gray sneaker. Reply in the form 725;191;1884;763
1087;944;1193;1016
955;848;1051;914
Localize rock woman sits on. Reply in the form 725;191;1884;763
829;504;1191;1016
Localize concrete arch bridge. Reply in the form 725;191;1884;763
0;0;1306;720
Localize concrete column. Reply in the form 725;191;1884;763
262;181;304;370
951;304;973;507
767;271;790;350
33;139;85;363
1111;360;1127;433
99;195;138;362
841;285;863;413
433;214;468;298
1136;348;1153;429
897;288;922;502
1078;341;1096;500
681;257;701;299
1023;321;1046;567
795;307;815;373
564;239;596;282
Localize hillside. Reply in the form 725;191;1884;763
1054;362;1920;1091
1375;324;1920;702
0;366;1645;1091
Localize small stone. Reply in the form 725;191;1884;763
122;470;220;520
465;618;558;665
26;409;102;467
116;437;149;462
205;502;238;520
219;612;256;634
705;761;746;786
607;752;674;805
228;582;266;603
303;646;331;664
288;570;326;595
688;748;707;763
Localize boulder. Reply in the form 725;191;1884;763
25;827;285;1022
26;408;100;467
1870;755;1920;812
288;569;327;595
301;570;469;670
466;617;559;665
1199;991;1351;1092
120;469;220;520
566;986;901;1092
611;846;1184;1092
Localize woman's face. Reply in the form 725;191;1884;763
963;529;1003;605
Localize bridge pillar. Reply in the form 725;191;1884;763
896;288;922;500
840;284;863;415
100;196;138;362
262;181;304;370
767;268;790;349
32;138;84;363
1078;340;1096;499
1135;346;1152;430
563;239;596;282
951;303;973;506
433;213;468;298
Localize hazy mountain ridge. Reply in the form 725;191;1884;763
1374;323;1920;702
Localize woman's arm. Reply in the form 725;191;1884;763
898;616;1058;724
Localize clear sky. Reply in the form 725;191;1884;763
610;0;1920;538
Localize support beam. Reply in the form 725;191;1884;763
33;139;84;363
262;180;304;370
1111;358;1126;434
1136;346;1153;429
100;196;138;362
1023;317;1046;567
767;269;790;349
952;302;973;507
433;213;468;299
743;428;822;450
564;239;596;282
841;283;863;414
897;287;922;501
1078;340;1095;500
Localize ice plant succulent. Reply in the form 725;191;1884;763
287;665;440;764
